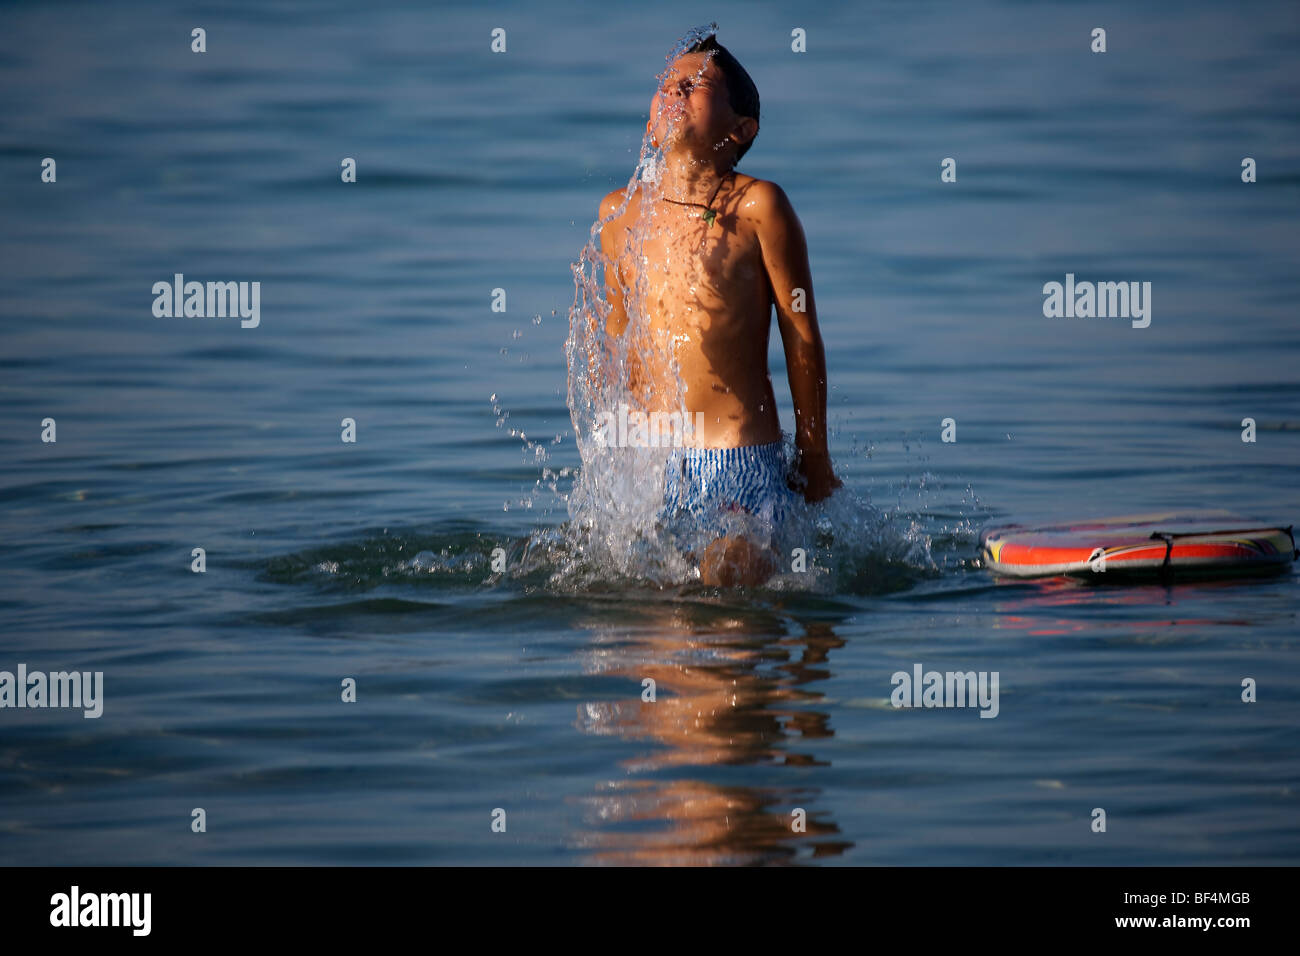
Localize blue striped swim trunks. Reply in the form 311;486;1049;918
660;441;796;543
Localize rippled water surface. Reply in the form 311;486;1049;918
1;0;1298;864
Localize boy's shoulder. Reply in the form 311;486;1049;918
729;174;795;222
598;184;629;212
598;185;631;223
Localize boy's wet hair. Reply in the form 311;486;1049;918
685;34;760;163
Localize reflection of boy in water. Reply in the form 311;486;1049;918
596;33;840;587
579;607;850;863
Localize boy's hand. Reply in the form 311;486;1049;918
791;451;842;503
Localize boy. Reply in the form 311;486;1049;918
595;34;839;587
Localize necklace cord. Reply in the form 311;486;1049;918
660;169;734;219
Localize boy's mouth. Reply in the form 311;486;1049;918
652;107;689;145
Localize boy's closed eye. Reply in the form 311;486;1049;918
663;77;710;96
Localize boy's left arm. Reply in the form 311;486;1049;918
752;181;842;502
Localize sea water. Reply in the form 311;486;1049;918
0;0;1296;865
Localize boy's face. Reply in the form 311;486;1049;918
648;52;740;157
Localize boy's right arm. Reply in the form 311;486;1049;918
598;189;630;338
590;189;642;400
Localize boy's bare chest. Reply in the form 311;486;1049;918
618;215;765;320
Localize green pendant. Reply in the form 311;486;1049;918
702;208;717;227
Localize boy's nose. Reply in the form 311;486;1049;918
657;80;685;101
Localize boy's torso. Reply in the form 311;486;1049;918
603;172;781;449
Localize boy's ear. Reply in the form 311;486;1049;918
645;116;658;148
734;117;758;147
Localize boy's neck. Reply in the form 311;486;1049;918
657;148;736;202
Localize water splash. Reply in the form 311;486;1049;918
559;22;724;583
